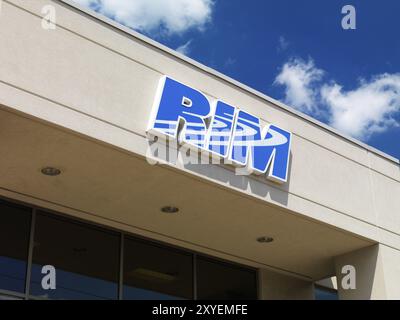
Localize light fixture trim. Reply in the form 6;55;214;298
41;167;61;176
161;206;179;214
257;236;274;243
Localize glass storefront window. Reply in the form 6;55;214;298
123;238;193;300
314;286;338;300
0;200;31;294
29;212;120;300
196;256;258;300
0;198;258;300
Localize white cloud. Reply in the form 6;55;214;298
73;0;214;35
321;74;400;139
274;58;323;114
275;59;400;140
176;40;192;56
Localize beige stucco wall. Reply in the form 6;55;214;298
0;0;399;298
335;244;400;299
259;269;315;300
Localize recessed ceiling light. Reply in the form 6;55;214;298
257;236;274;243
41;167;61;176
161;206;179;214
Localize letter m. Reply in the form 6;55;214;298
230;111;292;183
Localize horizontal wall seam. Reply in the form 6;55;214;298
1;79;400;243
54;0;399;165
5;0;400;170
4;0;400;182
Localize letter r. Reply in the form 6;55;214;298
148;76;211;148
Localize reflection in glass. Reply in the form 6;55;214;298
30;213;120;300
0;200;31;293
123;238;193;300
0;294;23;300
197;257;257;300
0;198;260;300
315;286;338;300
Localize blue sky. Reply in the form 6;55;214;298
74;0;400;160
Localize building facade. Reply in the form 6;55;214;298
0;0;399;300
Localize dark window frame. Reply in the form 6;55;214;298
30;210;121;300
0;199;32;297
196;255;259;300
122;235;194;300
